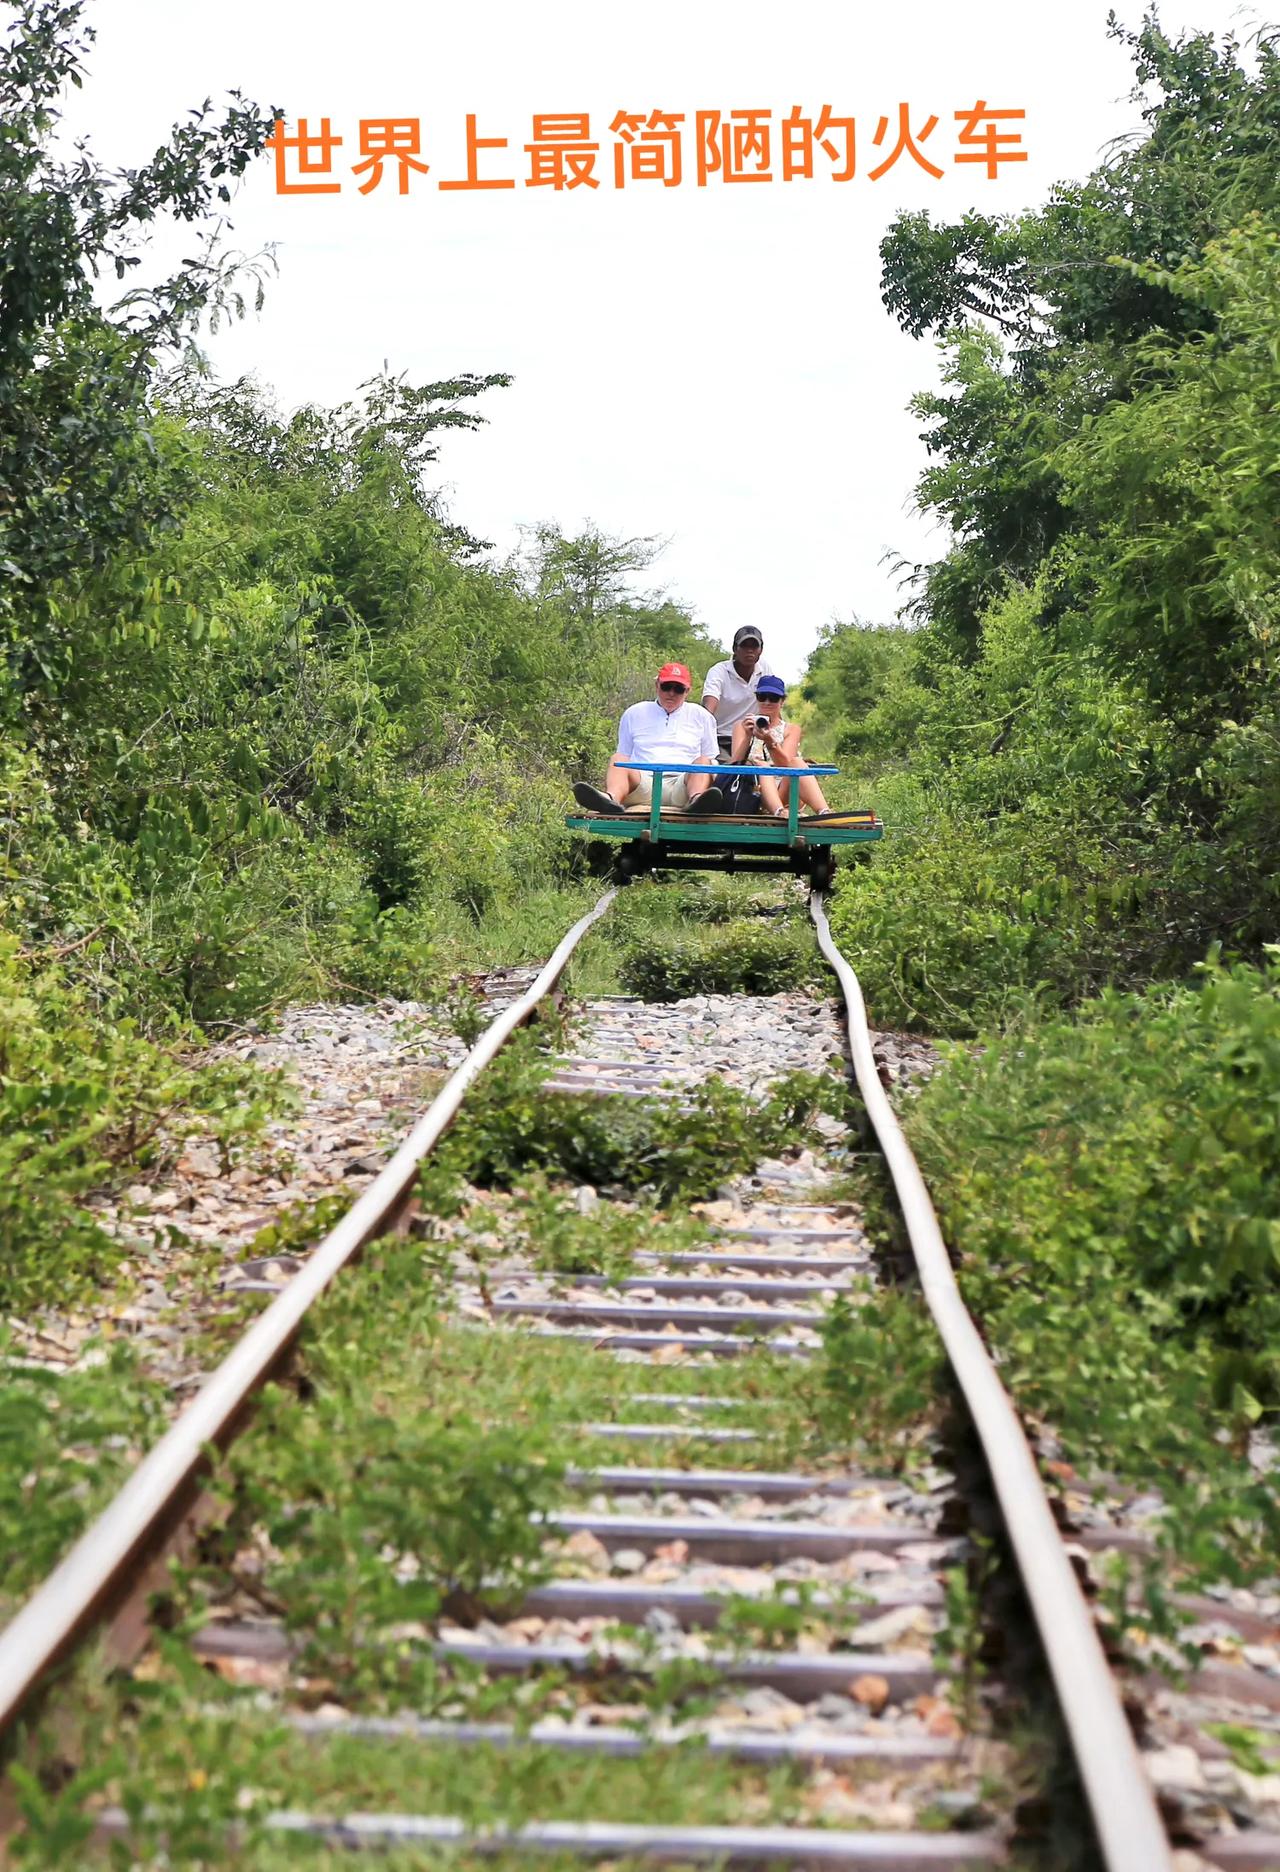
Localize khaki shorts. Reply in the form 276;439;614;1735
628;772;692;812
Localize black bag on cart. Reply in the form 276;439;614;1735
716;736;760;816
721;773;761;815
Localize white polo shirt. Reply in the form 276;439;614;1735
617;699;718;767
702;656;777;735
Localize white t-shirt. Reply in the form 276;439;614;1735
617;699;718;767
702;656;777;735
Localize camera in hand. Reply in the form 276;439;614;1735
755;715;770;730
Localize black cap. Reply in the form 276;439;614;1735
733;627;763;649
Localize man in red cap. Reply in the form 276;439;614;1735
574;663;725;816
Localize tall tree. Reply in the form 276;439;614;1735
878;10;1280;649
0;0;279;688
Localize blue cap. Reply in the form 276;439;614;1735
756;675;786;699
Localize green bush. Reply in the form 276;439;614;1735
334;900;455;1001
221;1235;569;1658
0;1343;170;1615
239;1395;563;1638
826;585;1187;1034
811;1289;945;1465
0;940;276;1312
907;955;1280;1580
828;806;1170;1036
502;1174;706;1280
619;920;821;1001
427;1032;837;1204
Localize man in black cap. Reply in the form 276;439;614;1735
701;628;777;759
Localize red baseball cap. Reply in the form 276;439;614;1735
657;662;692;688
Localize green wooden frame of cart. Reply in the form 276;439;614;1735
565;761;883;890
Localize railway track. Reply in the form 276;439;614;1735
1;884;1277;1868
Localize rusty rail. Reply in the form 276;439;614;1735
0;888;618;1732
809;891;1173;1872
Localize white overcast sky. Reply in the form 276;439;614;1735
59;0;1268;680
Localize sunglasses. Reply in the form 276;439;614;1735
658;682;688;694
756;692;783;702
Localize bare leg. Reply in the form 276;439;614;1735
605;760;641;804
685;771;711;799
759;775;786;816
798;773;830;814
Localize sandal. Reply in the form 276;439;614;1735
688;786;725;816
573;783;622;815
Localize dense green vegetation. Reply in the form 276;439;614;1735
605;877;825;1000
818;14;1280;1034
0;2;722;1288
907;957;1280;1580
806;13;1280;1560
421;1028;838;1206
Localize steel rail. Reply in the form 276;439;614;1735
808;891;1173;1872
95;1809;1004;1867
0;888;618;1733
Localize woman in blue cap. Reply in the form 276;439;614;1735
730;675;831;817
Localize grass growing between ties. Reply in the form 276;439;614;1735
2;1293;955;1864
492;1175;710;1281
191;1246;942;1699
3;1051;962;1862
906;955;1280;1590
10;1699;938;1868
421;1026;841;1206
200;1239;572;1664
171;1227;831;1678
799;1287;946;1472
165;1226;943;1702
2;968;949;1857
